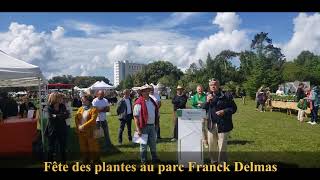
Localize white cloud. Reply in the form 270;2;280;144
191;12;249;64
64;20;108;35
160;13;199;28
0;22;58;74
282;13;320;60
213;12;241;33
107;43;129;61
51;26;65;40
0;13;251;82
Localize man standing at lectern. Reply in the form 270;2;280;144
203;78;237;164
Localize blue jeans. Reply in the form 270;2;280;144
96;121;112;148
140;124;158;163
311;102;319;123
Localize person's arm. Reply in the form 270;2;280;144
223;97;238;115
99;99;110;112
134;116;141;136
116;100;122;115
47;106;57;122
55;104;69;119
74;108;82;129
133;104;142;136
80;108;98;130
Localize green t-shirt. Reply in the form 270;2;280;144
191;93;206;109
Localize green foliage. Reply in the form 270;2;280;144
223;81;238;93
270;94;296;102
119;61;183;91
48;75;111;88
285;51;320;85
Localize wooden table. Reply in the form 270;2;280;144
271;101;311;115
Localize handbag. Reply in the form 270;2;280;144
94;127;105;139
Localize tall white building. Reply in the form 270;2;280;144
114;61;145;86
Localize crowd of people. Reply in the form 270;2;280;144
41;78;238;165
2;80;318;165
254;83;320;125
0;92;38;120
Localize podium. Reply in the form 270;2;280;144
177;109;206;167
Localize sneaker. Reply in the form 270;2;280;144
311;122;317;125
307;121;312;124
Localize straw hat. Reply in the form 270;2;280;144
140;84;152;90
176;85;184;89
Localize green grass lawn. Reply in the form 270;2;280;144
67;98;320;167
3;98;320;168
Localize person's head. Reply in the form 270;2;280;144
196;85;203;95
58;93;66;104
176;85;184;95
140;85;151;99
48;92;62;106
97;90;105;100
22;95;29;103
208;78;220;94
137;89;142;97
123;89;130;98
81;95;93;106
299;83;304;89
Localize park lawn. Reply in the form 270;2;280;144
4;98;320;168
69;98;320;167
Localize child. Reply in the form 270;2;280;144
297;98;307;122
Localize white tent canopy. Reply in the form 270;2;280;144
0;50;46;87
89;81;115;90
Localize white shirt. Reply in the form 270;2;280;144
92;98;110;121
133;98;156;124
124;98;132;114
276;90;284;96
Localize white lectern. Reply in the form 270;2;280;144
177;109;206;167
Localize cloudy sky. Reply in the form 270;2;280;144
0;12;319;83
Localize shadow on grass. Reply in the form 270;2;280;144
228;140;254;145
116;143;139;148
156;138;175;144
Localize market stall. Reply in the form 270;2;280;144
271;100;311;115
0;50;47;156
